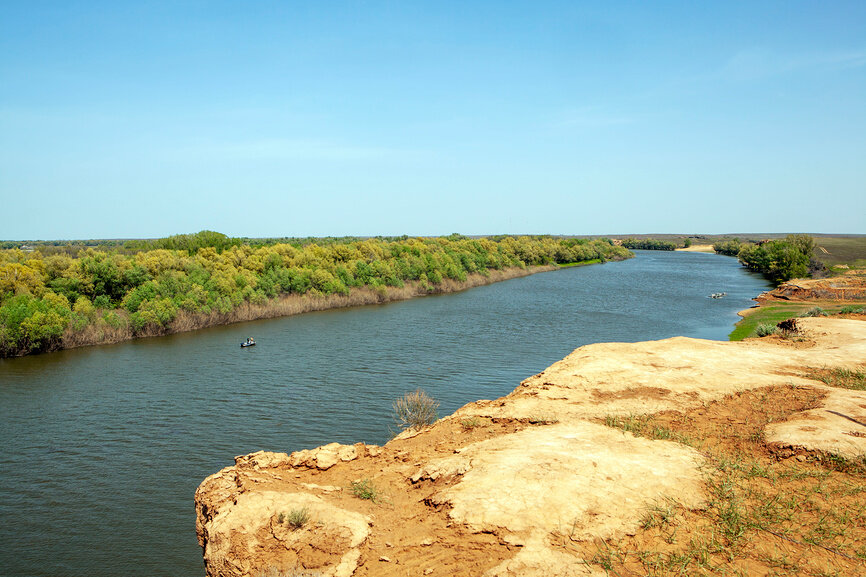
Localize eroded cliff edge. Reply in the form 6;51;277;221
195;317;866;577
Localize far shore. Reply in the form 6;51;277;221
675;244;715;253
48;265;558;356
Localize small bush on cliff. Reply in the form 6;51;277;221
350;478;379;502
460;417;482;430
755;324;777;337
284;507;310;530
393;389;439;431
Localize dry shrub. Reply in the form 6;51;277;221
393;389;439;431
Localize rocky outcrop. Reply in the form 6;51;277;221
195;317;866;577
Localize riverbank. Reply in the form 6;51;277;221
730;271;866;340
53;265;557;354
196;317;866;577
2;235;634;357
675;243;715;253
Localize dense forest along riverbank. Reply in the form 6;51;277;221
0;250;771;577
0;235;630;357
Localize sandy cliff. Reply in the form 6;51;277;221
195;317;866;577
761;272;866;302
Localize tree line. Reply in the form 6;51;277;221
0;233;632;356
620;238;678;251
713;235;816;285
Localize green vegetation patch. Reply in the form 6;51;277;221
715;234;866;279
557;258;601;268
728;303;853;341
349;478;380;502
0;233;633;357
621;238;677;251
736;234;815;285
603;414;695;446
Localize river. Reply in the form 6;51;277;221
0;250;770;577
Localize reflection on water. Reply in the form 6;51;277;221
0;251;770;577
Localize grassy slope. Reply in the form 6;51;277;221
813;236;866;268
730;302;865;341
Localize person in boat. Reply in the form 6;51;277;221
244;336;255;345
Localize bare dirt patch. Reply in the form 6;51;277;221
578;385;866;576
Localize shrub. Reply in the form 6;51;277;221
73;296;95;318
350;478;379;502
801;307;827;317
284;507;310;530
393;389;439;431
93;294;111;309
460;417;481;430
755;324;777;337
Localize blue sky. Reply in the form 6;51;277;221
1;1;864;240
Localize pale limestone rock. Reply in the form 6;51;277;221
417;421;705;539
288;443;359;470
483;532;603;577
300;483;341;493
235;450;292;470
199;490;369;577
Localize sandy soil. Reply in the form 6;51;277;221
674;244;716;253
195;317;866;577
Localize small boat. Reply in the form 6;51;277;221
709;292;727;299
241;337;256;348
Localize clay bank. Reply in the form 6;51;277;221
195;317;866;577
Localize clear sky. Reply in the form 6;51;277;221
1;1;864;240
